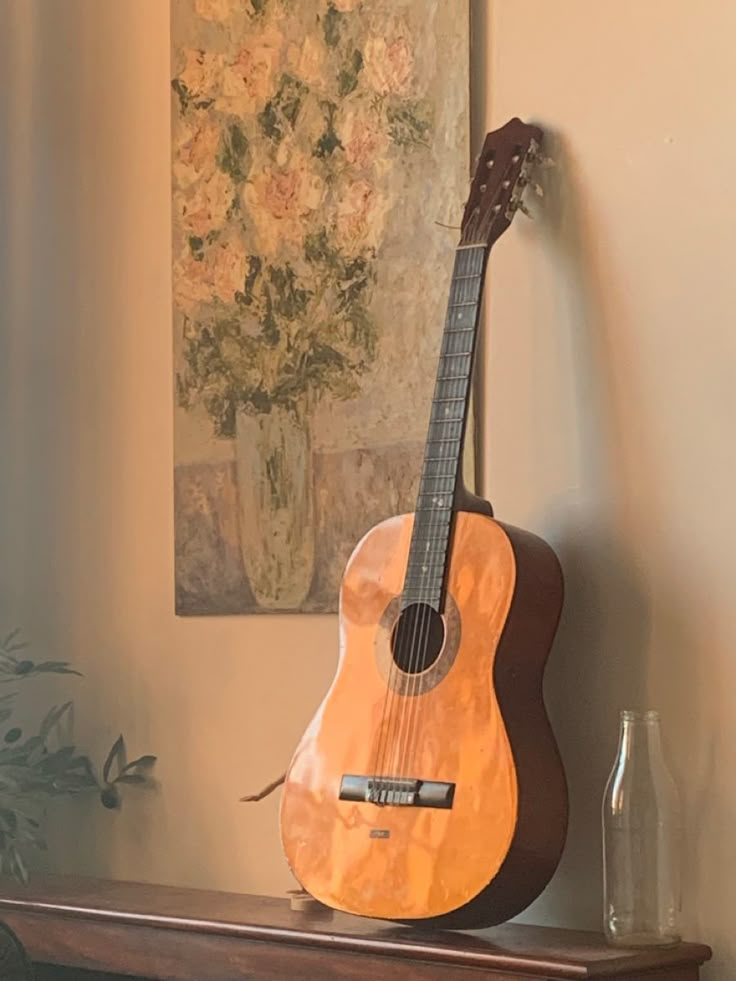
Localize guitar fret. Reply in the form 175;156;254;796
434;396;465;403
424;436;461;444
448;300;477;308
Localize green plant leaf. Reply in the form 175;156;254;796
121;755;157;774
32;661;83;676
9;845;28;884
103;735;126;785
40;702;73;743
115;774;148;785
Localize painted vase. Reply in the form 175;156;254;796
235;405;315;610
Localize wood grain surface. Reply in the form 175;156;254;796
0;876;711;980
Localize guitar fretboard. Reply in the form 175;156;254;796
402;244;488;612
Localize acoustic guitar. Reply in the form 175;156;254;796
280;118;568;929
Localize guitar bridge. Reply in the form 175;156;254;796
339;774;455;809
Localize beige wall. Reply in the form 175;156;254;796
0;1;734;977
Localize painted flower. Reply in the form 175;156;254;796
207;236;249;303
243;152;325;256
337;106;388;170
363;35;414;96
195;0;237;21
173;236;247;316
173;113;222;189
336;179;387;252
173;253;212;316
218;26;283;115
287;35;325;89
177;48;224;102
178;168;234;237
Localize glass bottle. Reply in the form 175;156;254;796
602;710;681;946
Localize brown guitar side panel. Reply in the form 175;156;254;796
415;519;568;929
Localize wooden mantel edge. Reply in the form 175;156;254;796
0;877;713;980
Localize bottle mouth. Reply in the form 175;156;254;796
621;709;660;723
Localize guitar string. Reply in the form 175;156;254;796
394;245;471;784
403;236;497;781
381;247;467;795
397;245;482;786
411;246;485;776
373;148;518;801
375;242;489;794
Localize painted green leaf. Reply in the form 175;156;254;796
338;49;363;97
217;123;249;183
258;75;308;144
387;100;433;147
323;4;344;48
171;78;190;113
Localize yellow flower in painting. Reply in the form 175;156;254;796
173;236;247;316
195;0;237;21
363;34;414;96
336;180;388;252
287;35;325;89
177;48;224;101
173;114;222;189
218;26;284;115
243;152;325;257
337;106;388;170
207;236;249;304
177;168;233;237
173;252;212;317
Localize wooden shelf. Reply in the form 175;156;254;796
0;875;712;980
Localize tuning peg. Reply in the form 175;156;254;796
531;181;544;198
539;155;556;169
517;200;534;219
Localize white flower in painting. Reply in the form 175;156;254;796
177;48;224;102
195;0;237;22
287;35;325;89
243;152;325;257
217;26;283;115
337;106;388;170
173;252;212;317
336;179;388;252
363;34;414;96
177;168;233;237
173;236;247;316
173;114;222;189
207;236;248;303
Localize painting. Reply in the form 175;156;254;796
172;0;470;614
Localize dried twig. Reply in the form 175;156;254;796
239;771;286;803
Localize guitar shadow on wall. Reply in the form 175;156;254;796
513;129;654;929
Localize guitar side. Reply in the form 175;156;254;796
279;509;567;928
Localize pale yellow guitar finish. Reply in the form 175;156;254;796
280;511;520;921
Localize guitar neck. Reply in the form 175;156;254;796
402;244;489;612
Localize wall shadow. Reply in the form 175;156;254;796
510;130;654;927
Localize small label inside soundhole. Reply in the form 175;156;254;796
390;603;445;675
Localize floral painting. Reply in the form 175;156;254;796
172;0;470;614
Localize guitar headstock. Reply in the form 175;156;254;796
460;118;544;248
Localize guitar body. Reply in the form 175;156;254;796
280;508;567;928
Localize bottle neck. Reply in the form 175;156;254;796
616;711;665;772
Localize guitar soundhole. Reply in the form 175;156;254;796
390;604;445;675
